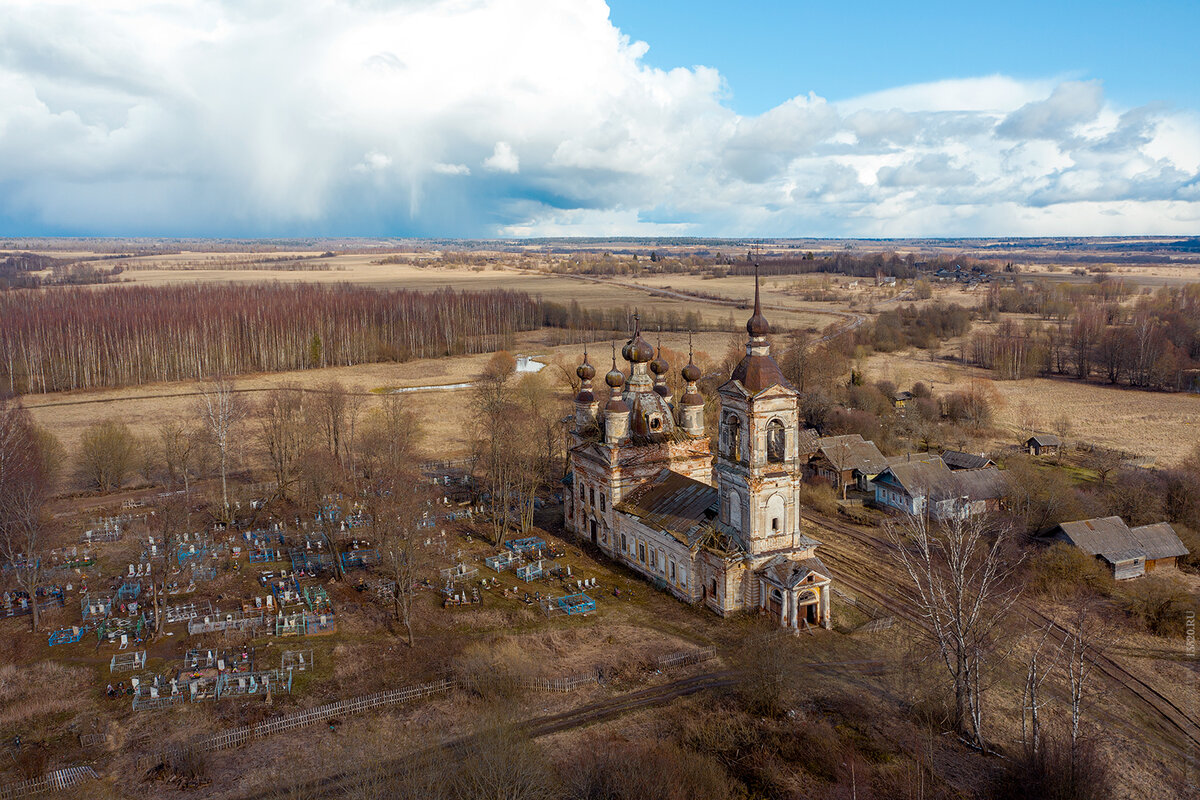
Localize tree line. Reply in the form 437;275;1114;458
0;283;543;393
969;282;1200;388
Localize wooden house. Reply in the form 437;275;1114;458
1049;517;1190;579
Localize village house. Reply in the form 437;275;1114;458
1025;434;1062;456
872;459;1007;519
1048;516;1190;579
808;434;888;495
939;450;997;471
563;275;833;630
890;390;913;410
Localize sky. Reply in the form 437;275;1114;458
1;0;1198;239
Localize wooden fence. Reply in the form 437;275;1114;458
140;677;456;768
656;646;717;668
0;766;98;800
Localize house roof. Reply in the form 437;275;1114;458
615;469;717;545
1054;517;1189;562
1130;522;1190;560
875;462;1006;502
940;450;996;471
1026;434;1062;447
797;427;821;457
817;434;890;475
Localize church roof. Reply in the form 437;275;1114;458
616;469;717;544
727;354;794;395
759;555;832;589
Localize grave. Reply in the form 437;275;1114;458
485;551;520;572
110;650;147;673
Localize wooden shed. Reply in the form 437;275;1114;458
1025;434;1061;456
1049;516;1189;579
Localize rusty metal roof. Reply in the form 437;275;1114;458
616;469;717;543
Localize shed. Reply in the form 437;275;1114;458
1025;435;1061;456
940;450;997;471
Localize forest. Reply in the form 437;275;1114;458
0;284;543;393
969;282;1200;389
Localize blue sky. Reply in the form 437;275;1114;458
1;0;1198;238
608;1;1200;115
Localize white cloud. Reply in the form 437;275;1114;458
432;162;470;176
0;0;1196;237
482;142;519;174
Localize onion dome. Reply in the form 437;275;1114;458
682;361;701;383
650;354;668;377
627;335;654;364
576;361;595;382
746;266;770;337
605;341;624;389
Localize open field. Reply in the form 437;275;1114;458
21;330;735;461
864;347;1200;464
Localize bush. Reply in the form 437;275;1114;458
799;482;839;516
568;741;734;800
992;735;1111;800
1118;576;1199;637
1028;543;1113;600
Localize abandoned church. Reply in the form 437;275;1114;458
564;275;833;630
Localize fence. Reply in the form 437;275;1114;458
188;612;267;636
656;645;717;669
517;673;597;693
140;677;457;767
0;766;98;800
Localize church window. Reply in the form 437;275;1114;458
726;490;741;529
649;415;661;431
679;566;687;586
579;485;585;500
649;549;656;569
600;494;606;512
638;542;646;563
767;418;785;463
589;487;595;507
621;533;627;552
670;560;677;582
711;578;718;598
767;493;786;535
723;414;742;462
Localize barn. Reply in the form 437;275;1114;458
1049;516;1190;579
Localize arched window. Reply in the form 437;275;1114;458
767;493;786;535
767;418;786;463
726;489;742;529
723;414;742;462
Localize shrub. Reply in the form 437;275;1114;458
799;482;839;516
1118;576;1199;637
1027;543;1113;600
992;735;1111;800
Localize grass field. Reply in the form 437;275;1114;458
864;348;1200;464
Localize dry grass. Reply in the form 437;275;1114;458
0;661;91;727
864;348;1200;465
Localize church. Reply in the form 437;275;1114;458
563;274;833;631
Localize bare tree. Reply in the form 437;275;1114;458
1063;607;1105;772
159;419;199;499
0;401;52;631
257;384;308;502
367;468;430;647
1020;621;1060;761
472;353;520;545
149;497;186;636
197;376;247;521
77;419;138;493
887;509;1024;749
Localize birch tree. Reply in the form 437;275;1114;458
197;376;247;521
886;508;1024;749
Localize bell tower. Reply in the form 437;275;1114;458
714;268;806;555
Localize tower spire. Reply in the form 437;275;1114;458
746;263;770;339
